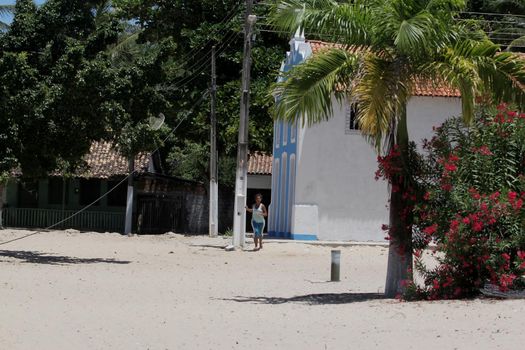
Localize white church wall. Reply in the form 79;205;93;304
292;96;462;241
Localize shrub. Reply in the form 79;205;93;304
410;105;525;299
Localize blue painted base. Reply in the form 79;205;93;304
268;231;318;241
290;233;318;241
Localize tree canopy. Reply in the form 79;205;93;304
0;0;286;186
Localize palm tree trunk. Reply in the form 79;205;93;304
384;106;413;298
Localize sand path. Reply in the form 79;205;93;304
0;229;523;350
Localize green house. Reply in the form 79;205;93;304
2;142;151;232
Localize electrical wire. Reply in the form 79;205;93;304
169;30;241;89
170;1;243;65
0;90;210;247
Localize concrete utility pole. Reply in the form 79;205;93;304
231;0;256;249
209;46;219;237
124;157;134;236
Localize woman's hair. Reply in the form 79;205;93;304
255;193;263;200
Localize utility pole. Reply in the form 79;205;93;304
124;157;134;236
231;0;256;249
209;46;218;237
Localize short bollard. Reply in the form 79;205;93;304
331;250;341;282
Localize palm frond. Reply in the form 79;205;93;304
271;48;359;126
507;35;525;52
380;0;465;58
0;5;14;17
0;5;14;31
416;63;478;124
267;0;375;46
477;52;525;109
95;0;113;25
354;54;411;150
394;11;436;54
108;31;141;65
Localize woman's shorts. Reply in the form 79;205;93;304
252;220;265;237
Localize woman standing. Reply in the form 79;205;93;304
245;193;267;251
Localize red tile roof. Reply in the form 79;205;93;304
248;152;272;175
11;141;150;178
308;40;461;97
78;142;150;179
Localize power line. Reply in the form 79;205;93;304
460;11;525;19
169;30;241;89
171;1;243;65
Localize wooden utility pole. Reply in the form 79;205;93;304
209;46;218;237
231;0;256;249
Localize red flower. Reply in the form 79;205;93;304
472;221;483;232
432;279;440;290
476;145;493;156
441;183;452;191
449;154;459;162
508;192;518;201
423;224;438;236
469;188;481;200
502;253;511;262
499;274;516;292
489;192;500;201
462;217;470;224
444;163;457;172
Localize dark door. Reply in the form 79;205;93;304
136;193;184;234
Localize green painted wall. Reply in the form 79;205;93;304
6;177;126;213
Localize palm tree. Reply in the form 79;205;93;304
268;0;525;297
0;5;14;31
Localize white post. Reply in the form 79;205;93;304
331;250;341;282
231;5;256;249
124;157;134;236
209;46;219;237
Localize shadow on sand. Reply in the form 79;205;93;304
190;244;228;250
0;250;131;265
222;292;385;305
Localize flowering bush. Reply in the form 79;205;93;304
408;105;525;299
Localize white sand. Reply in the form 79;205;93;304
0;229;523;350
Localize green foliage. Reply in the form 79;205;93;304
0;0;124;176
115;0;286;184
0;0;173;177
411;105;525;299
466;0;525;52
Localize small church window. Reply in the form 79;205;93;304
345;103;360;133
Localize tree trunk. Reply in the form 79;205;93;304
384;106;413;298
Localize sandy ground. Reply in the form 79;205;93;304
0;229;524;350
